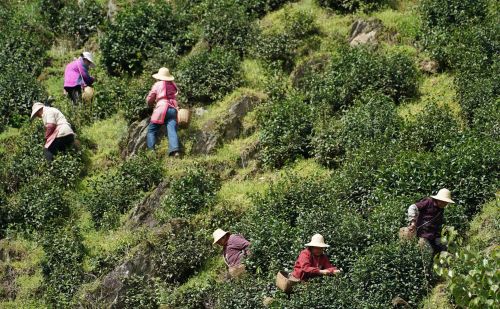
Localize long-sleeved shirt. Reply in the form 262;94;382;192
291;248;338;281
42;107;74;148
223;234;250;267
64;58;94;88
146;81;178;124
407;197;444;240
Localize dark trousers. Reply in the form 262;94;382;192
44;134;75;161
65;86;82;105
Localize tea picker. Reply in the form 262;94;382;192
63;52;96;105
212;228;251;279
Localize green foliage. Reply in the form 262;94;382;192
200;0;256;54
161;166;221;219
39;0;65;30
164;283;213;309
83;153;163;229
118;275;161;309
257;93;313;168
177;47;242;103
100;0;181;75
41;225;86;307
401;102;461;152
212;277;268;309
152;221;213;284
317;0;386;13
298;47;419;112
58;0;105;47
435;227;499;309
350;242;432;307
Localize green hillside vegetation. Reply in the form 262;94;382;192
0;0;498;308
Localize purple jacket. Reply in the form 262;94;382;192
415;197;444;240
64;58;94;88
223;234;250;267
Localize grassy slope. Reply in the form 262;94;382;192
0;0;492;307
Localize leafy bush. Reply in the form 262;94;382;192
318;0;386;12
164;282;214;309
100;0;181;75
161;166;220;219
212;277;269;309
152;221;213;284
298;47;419;112
118;275;161;309
41;225;86;307
58;0;105;47
83;153;163;229
177;47;242;103
237;0;291;17
401;102;461;152
257;93;313;168
200;0;256;54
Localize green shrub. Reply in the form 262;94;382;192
257;93;313;168
212;277;269;309
58;0;105;47
39;0;65;29
350;242;432;308
200;0;256;54
298;47;419;112
100;0;181;75
119;76;154;123
401;102;461;152
118;275;161;309
177;47;242;103
41;225;86;307
83;153;163;229
311;119;344;168
161;166;220;219
152;221;213;284
318;0;386;13
164;283;214;309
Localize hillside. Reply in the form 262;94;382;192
0;0;498;308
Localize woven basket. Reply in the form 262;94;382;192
399;226;416;241
82;86;94;103
228;264;246;279
276;271;299;293
177;108;190;128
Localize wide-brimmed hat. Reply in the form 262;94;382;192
82;51;94;65
213;228;229;244
30;102;44;119
152;67;175;81
305;234;330;248
431;188;455;204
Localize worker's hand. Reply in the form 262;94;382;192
320;269;330;275
408;223;416;233
333;269;342;274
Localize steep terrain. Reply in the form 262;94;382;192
0;0;498;308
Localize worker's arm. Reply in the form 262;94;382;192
146;84;158;106
320;256;339;274
296;251;321;276
79;61;94;86
45;123;57;140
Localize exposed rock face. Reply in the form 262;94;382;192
419;59;439;74
128;180;170;228
349;19;383;46
121;118;166;158
192;94;263;155
291;54;331;89
237;140;260;168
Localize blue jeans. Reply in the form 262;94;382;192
147;108;179;154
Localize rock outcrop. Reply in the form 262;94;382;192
128;180;170;228
349;19;383;47
121;117;166;158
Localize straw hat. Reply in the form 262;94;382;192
82;52;94;64
431;188;455;204
152;67;175;81
305;234;330;248
30;102;44;119
213;228;229;244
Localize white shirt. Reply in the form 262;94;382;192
42;107;74;138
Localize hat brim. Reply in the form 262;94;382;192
431;195;455;204
213;231;229;244
305;242;330;248
30;106;43;119
152;73;175;81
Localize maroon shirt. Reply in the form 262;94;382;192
291;248;338;281
223;234;250;267
415;197;444;240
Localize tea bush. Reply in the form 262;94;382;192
118;275;161;309
401;102;461;152
161;167;220;219
212;277;269;309
58;0;105;47
318;0;386;13
177;47;242;103
41;225;85;307
152;221;213;284
200;0;256;54
298;47;419;112
257;93;313;168
83;153;163;229
164;282;213;309
311;119;344;168
350;242;432;308
100;0;181;75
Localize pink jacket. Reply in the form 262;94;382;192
64;58;94;88
146;81;178;124
291;248;338;280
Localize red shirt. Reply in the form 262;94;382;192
291;248;338;280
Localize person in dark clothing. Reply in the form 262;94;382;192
407;188;455;254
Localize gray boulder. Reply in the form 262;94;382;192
349;19;383;47
121;118;166;158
